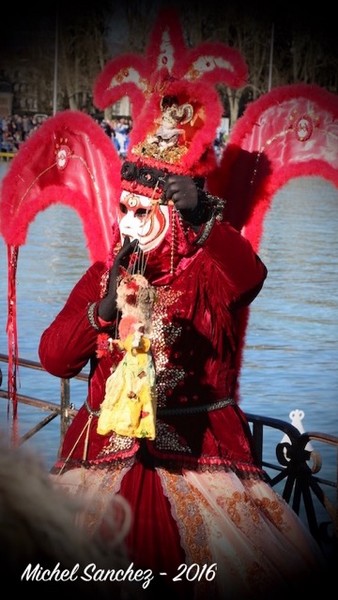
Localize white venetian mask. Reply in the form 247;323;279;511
118;190;170;252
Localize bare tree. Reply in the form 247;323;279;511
2;3;337;122
174;4;274;127
286;30;338;90
57;5;112;112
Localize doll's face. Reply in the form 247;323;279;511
118;190;169;252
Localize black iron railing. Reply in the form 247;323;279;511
0;352;337;562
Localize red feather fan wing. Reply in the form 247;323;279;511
207;83;338;401
0;110;122;425
0;109;121;263
208;83;338;252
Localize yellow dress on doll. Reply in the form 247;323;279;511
97;333;157;440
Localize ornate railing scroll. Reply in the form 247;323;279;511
246;412;337;563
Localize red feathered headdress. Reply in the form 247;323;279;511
94;8;247;193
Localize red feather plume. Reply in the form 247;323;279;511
208;83;338;251
0;110;121;261
0;110;122;425
207;83;338;401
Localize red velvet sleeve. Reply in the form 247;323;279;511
203;220;267;306
38;261;108;378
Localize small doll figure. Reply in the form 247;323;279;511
146;98;194;153
97;274;157;439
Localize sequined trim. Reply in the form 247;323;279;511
154;421;192;454
87;301;100;330
157;397;235;416
194;194;225;246
151;287;185;405
98;432;137;457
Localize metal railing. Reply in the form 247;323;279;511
0;352;337;562
0;151;16;161
245;412;337;549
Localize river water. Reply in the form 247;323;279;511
0;162;337;483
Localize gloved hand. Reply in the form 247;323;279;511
164;175;198;211
98;236;138;321
164;174;211;226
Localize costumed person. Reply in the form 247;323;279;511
40;170;325;600
1;8;333;600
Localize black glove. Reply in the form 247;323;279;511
164;175;198;211
98;236;138;321
164;175;210;225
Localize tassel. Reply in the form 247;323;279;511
6;245;19;444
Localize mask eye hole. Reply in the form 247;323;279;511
135;208;148;218
119;203;127;214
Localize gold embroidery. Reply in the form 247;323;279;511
158;470;211;564
252;497;286;529
151;287;185;405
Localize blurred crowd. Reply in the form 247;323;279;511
0;113;48;154
1;113;227;162
99;116;131;159
0;113;132;158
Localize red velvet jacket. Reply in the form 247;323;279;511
39;220;267;475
